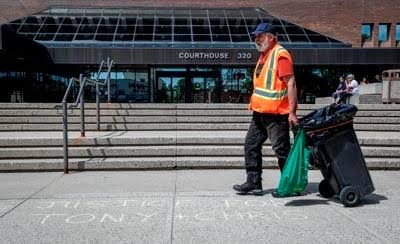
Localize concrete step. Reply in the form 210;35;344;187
0;156;398;171
0;103;177;109
0;130;399;171
1;123;399;131
0;157;263;171
1;145;399;159
0;116;178;123
1;102;400;109
0;109;178;116
0;102;398;110
354;117;400;124
1;131;399;147
1;108;400;117
1;116;399;124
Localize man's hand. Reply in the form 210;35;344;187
284;75;298;127
288;112;298;127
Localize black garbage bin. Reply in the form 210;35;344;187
299;104;375;207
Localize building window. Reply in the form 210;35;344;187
396;24;400;41
361;24;373;42
378;23;390;42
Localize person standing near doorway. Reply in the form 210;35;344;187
233;23;298;195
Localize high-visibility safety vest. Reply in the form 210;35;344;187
249;44;293;114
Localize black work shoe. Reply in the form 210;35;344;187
233;181;263;195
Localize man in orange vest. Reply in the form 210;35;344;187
233;23;298;195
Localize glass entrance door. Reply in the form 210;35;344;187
192;76;217;103
155;69;219;103
156;76;185;103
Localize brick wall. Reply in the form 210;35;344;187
264;0;400;48
0;0;398;47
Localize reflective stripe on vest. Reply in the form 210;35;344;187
264;47;285;90
254;87;288;100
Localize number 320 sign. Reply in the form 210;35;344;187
237;52;252;59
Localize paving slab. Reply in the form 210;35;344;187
0;172;62;199
0;170;398;243
34;171;177;199
0;200;22;216
0;197;174;244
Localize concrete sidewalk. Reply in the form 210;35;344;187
0;170;398;243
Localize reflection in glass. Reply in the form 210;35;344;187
90;69;149;102
378;24;389;42
361;24;372;41
396;24;400;41
192;77;217;103
221;68;252;103
156;76;185;103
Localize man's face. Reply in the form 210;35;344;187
255;33;274;52
255;33;267;45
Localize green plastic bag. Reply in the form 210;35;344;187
275;128;310;197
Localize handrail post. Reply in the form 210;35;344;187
107;57;111;103
96;81;100;131
96;61;103;131
62;100;69;174
79;74;85;137
61;78;75;174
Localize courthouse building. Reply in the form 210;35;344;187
0;1;399;103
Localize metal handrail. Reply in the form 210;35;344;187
74;59;114;106
60;58;114;174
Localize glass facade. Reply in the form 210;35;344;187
89;69;150;102
1;64;398;103
3;7;347;49
0;71;68;102
396;24;400;41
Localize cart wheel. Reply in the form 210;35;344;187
339;186;360;207
319;179;335;198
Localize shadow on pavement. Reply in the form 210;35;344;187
284;182;388;207
359;193;388;206
285;193;388;207
284;199;330;206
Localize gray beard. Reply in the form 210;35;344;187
255;41;269;52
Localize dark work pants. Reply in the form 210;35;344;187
244;112;291;184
